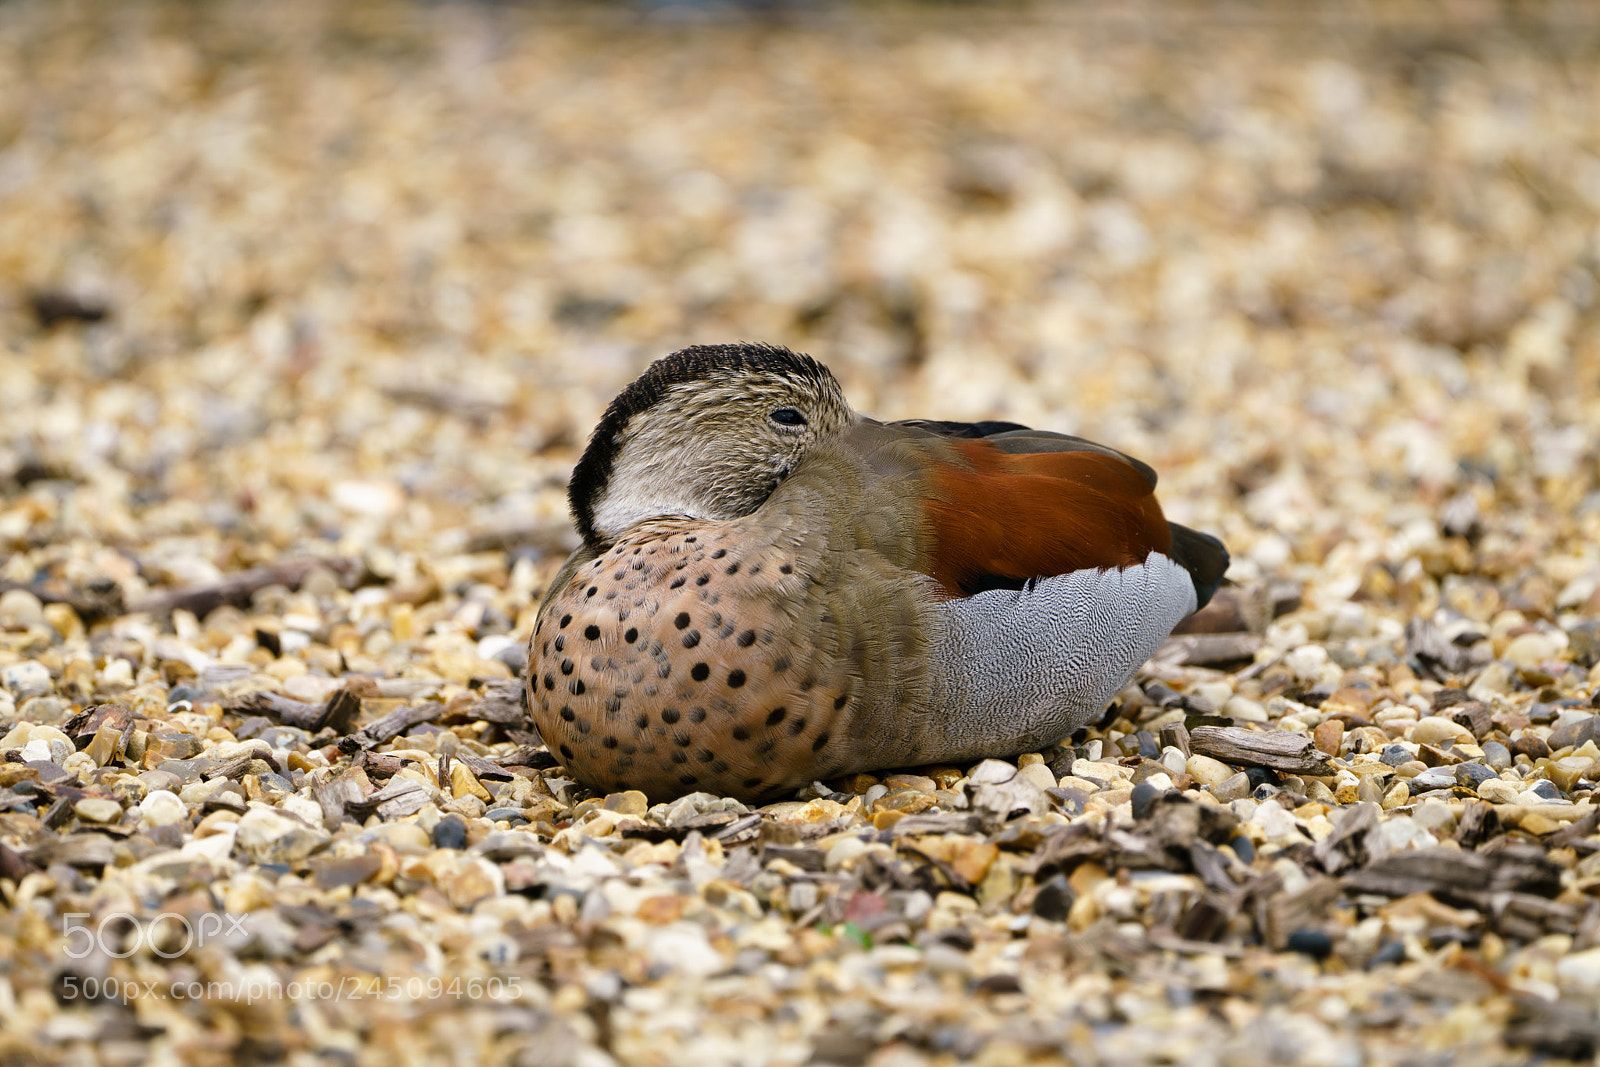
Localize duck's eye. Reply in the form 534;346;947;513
769;408;808;428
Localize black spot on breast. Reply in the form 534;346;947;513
585;624;601;640
689;706;707;724
604;697;622;713
732;725;750;741
787;717;806;736
737;630;756;647
662;708;679;724
728;669;746;688
711;548;727;559
569;679;586;696
833;691;849;710
669;576;686;589
543;673;555;690
691;662;710;682
765;706;787;726
635;713;649;729
560;706;576;722
725;562;739;575
779;564;793;575
554;635;566;652
560;659;573;675
603;736;618;749
657;663;672;679
771;655;791;674
614;569;626;580
682;630;701;648
624;628;638;643
755;738;777;755
685;535;697;543
743;776;762;790
586;587;597;598
671;750;688;764
560;614;572;627
675;612;691;629
696;749;715;764
576;720;591;734
812;732;830;751
673;731;691;747
559;743;573;759
798;676;816;692
679;774;698;786
695;574;710;586
711;760;729;774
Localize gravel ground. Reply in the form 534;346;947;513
3;2;1600;1065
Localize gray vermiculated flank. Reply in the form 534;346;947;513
927;553;1196;762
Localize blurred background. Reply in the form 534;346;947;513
2;0;1598;649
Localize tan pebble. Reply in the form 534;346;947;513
1018;762;1057;792
1186;754;1233;788
1381;781;1410;809
445;857;502;909
950;842;998;886
1313;720;1345;756
872;809;904;831
1412;715;1474;745
602;789;649;815
1519;812;1563;836
976;860;1015;908
447;761;490;801
0;589;44;629
42;603;84;642
74;797;123;824
825;836;870;871
874;788;938;815
1545;757;1596;792
883;773;936;792
1016;752;1044;768
796;798;848;823
1477;778;1520;804
637;894;689;925
831;773;880;794
1503;631;1568;667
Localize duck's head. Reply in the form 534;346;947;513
568;343;853;547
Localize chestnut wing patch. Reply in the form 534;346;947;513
923;440;1173;598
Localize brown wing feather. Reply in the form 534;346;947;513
923;439;1173;597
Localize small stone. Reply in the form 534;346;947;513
1411;716;1472;746
1031;875;1075;922
1481;741;1512;770
1527;779;1565;802
445;857;502;909
1;660;51;697
74;797;124;824
1379;744;1412;767
1503;630;1567;667
1409;768;1455;792
1213;772;1252;802
1130;781;1161;820
1312;720;1344;756
138;790;188;828
1453;763;1499;788
1555;946;1600;993
1285;928;1334;960
432;815;469;849
1546;756;1597;792
1549;714;1600;752
0;589;45;629
234;806;329;864
1512;735;1551;760
602;790;648;815
311;852;383;889
1477;778;1520;804
449;761;491;802
1186;754;1233;788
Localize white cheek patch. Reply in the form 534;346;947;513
928;552;1197;760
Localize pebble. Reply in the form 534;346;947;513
74;797;124;824
234;807;329;864
138;790;189;828
1186;754;1234;788
1481;741;1512;770
1286;929;1334;960
1453;763;1499;788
